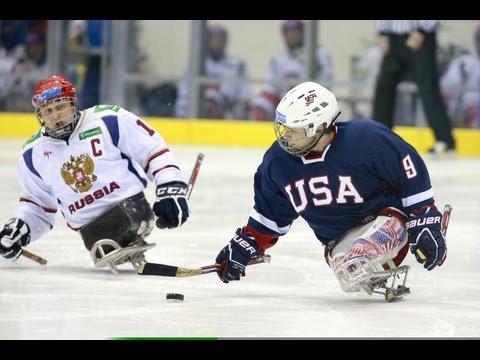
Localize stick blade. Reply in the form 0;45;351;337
138;262;179;276
138;253;272;277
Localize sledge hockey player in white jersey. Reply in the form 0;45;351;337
0;74;190;273
215;81;447;301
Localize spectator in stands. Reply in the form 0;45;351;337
371;20;456;157
0;21;27;51
6;21;48;112
174;23;251;120
440;24;480;128
249;20;334;121
0;20;28;110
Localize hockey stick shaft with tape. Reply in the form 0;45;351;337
187;152;204;199
21;248;48;265
138;254;271;277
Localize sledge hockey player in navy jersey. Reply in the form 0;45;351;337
215;81;447;301
0;74;190;273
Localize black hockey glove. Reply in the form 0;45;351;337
406;206;446;271
215;228;259;283
153;181;190;229
0;218;31;261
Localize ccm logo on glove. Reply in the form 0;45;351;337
156;186;188;196
153;181;190;229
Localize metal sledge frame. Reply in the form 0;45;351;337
91;239;156;274
336;204;453;302
335;256;411;302
90;152;205;274
363;265;411;302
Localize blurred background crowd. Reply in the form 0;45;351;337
0;20;478;129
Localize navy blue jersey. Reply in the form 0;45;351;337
247;120;435;245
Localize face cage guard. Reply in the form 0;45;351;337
274;111;341;157
274;124;318;156
274;120;329;157
34;97;80;140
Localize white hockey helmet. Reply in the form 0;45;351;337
274;81;340;156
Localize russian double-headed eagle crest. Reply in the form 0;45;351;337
61;154;97;193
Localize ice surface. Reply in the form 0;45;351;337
0;139;479;339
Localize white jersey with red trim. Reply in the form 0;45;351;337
16;105;186;242
440;53;480;127
174;55;251;119
262;46;334;97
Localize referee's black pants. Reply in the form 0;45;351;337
372;33;455;149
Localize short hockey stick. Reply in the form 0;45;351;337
440;204;453;238
187;152;204;199
416;204;452;262
138;254;271;277
21;248;48;266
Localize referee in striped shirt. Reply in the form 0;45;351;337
372;20;456;155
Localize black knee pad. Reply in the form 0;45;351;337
80;192;154;251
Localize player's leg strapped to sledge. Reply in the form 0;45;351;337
79;192;156;273
326;208;411;301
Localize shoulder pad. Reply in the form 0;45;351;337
92;105;123;113
23;130;43;149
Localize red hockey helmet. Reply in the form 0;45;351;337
32;74;76;108
32;74;79;140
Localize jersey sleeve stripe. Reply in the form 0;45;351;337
401;188;434;207
249;208;290;235
19;197;57;213
144;148;170;173
152;164;180;177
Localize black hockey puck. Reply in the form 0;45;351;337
166;293;184;301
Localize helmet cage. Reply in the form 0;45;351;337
35;96;79;140
32;75;79;140
274;119;328;157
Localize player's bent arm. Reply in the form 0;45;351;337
16;156;57;243
147;152;185;186
115;110;185;185
16;201;55;243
